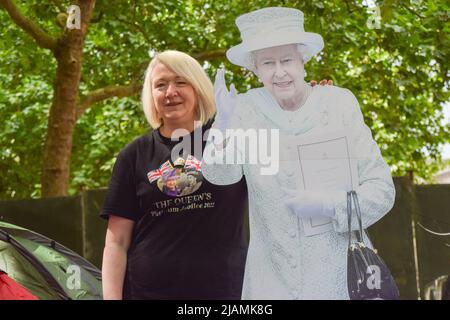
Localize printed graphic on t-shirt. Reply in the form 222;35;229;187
147;155;203;197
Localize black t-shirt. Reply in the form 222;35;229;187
101;121;248;299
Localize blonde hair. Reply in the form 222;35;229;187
142;50;216;129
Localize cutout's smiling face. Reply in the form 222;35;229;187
254;44;305;107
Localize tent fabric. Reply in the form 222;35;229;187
0;221;102;300
0;271;39;300
0;241;59;299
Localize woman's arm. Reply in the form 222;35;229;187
102;215;134;300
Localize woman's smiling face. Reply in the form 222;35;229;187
151;63;197;127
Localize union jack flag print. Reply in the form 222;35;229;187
185;155;202;172
147;160;173;183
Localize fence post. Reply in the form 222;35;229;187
81;189;108;268
368;176;420;299
415;184;450;299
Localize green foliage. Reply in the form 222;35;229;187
0;0;449;199
0;75;50;198
70;97;148;195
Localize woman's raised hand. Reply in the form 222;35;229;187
214;67;237;133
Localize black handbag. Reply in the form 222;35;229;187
347;190;400;300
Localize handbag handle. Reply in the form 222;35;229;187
347;190;365;247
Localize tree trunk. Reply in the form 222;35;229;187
41;0;95;197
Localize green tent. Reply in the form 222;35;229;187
0;221;102;300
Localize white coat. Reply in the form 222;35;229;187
202;85;395;299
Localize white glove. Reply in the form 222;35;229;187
214;67;237;134
282;188;336;219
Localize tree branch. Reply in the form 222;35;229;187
192;49;226;62
76;83;142;119
114;15;151;43
400;4;425;20
0;0;57;51
50;0;65;13
90;10;104;23
76;49;227;119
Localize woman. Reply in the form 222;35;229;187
100;50;249;299
202;7;396;299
